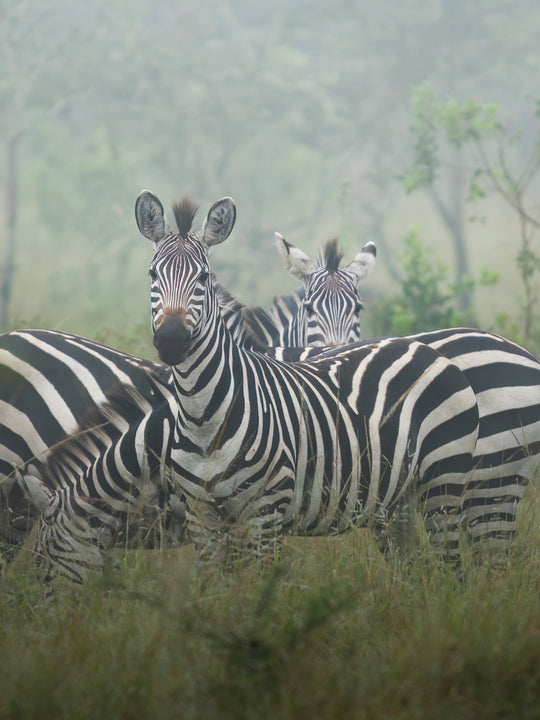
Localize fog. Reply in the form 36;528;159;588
2;0;540;351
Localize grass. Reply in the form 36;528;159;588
0;482;538;720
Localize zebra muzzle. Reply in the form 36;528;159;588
153;313;192;365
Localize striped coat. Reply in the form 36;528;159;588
137;190;481;564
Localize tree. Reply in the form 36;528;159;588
0;0;98;325
402;85;540;341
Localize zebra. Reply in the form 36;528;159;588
37;193;538;579
131;189;482;566
405;327;540;549
0;330;177;555
263;235;540;550
276;327;540;551
0;204;375;581
242;234;376;348
14;192;540;580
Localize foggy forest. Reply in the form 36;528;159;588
3;0;540;357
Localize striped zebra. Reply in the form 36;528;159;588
13;192;540;580
242;234;375;347
0;330;176;553
131;189;481;565
262;236;540;550
0;202;374;581
272;338;540;554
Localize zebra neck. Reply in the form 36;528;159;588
288;312;303;346
170;313;247;455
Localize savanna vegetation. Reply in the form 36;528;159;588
1;489;539;720
1;1;540;717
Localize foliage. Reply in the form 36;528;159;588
403;84;540;341
370;226;498;337
1;481;539;719
403;87;501;194
2;1;540;335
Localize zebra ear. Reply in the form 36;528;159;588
345;241;376;283
201;197;236;247
275;232;317;280
19;472;55;514
135;190;170;244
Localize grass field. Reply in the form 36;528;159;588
0;478;538;720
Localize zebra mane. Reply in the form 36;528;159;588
241;306;278;349
172;196;199;238
44;383;153;473
242;289;305;350
318;238;343;274
215;279;253;345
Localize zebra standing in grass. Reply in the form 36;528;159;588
0;203;376;581
266;232;540;550
35;192;540;580
133;189;482;565
405;327;540;549
0;330;177;553
242;234;375;348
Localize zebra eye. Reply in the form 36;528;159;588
304;302;315;316
149;268;158;282
355;301;363;314
198;271;210;284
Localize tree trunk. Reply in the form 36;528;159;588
428;165;472;311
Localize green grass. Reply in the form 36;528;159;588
0;485;539;720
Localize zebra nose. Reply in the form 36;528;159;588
153;313;192;365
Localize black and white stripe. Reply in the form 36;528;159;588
0;330;175;556
134;190;481;565
408;327;540;548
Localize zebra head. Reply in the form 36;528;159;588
135;190;236;365
275;233;376;346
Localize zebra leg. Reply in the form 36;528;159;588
417;470;474;560
223;509;285;569
460;466;532;555
219;471;293;568
371;492;420;559
421;476;531;563
186;496;230;568
186;494;287;570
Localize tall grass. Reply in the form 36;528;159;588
1;481;538;720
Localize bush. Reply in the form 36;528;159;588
370;226;498;337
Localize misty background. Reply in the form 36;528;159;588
2;0;540;358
